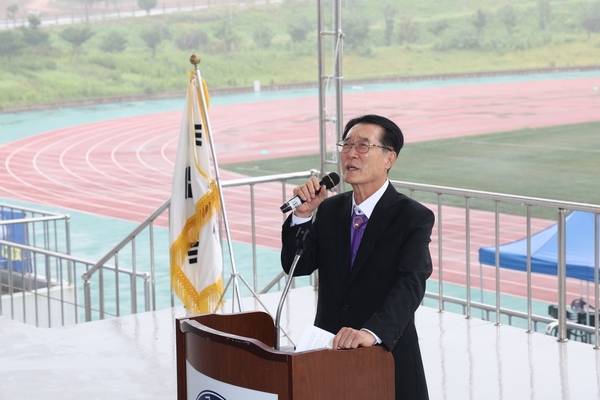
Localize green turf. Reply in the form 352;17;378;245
222;121;600;215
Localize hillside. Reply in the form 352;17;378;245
1;0;599;108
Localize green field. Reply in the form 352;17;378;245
1;0;600;107
222;121;600;209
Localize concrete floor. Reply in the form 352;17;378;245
1;286;599;400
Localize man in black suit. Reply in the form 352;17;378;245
281;114;434;400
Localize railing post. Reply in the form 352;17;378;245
66;215;73;284
130;273;137;315
30;254;36;326
251;183;258;293
465;197;472;319
115;252;122;317
83;274;92;322
281;180;288;224
131;237;137;315
437;193;444;313
557;209;568;342
144;274;151;312
0;259;3;317
526;205;533;333
149;223;156;311
45;254;52;328
494;201;501;326
99;268;105;320
594;213;599;349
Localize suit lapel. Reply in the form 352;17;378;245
336;197;353;281
348;185;397;279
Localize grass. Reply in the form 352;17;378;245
395;122;600;202
2;0;600;107
221;121;600;215
343;41;600;79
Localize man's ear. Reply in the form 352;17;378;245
385;151;397;170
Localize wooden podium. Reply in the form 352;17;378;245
176;311;395;399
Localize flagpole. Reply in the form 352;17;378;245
189;53;244;312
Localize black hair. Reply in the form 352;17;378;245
342;114;404;154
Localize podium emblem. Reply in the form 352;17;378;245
196;390;226;400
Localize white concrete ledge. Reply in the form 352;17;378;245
1;287;598;400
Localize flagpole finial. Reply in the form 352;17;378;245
190;53;201;66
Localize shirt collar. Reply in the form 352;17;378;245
352;180;389;219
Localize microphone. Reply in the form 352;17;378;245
280;172;340;213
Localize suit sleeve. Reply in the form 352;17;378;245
362;206;434;351
281;214;319;277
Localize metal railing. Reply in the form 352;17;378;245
2;174;599;348
215;170;318;293
1;205;74;327
388;180;600;347
82;199;170;322
0;239;150;327
0;204;71;255
0;239;82;327
0;203;155;326
1;172;317;326
259;179;600;346
81;170;317;322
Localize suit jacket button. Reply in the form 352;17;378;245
342;305;349;310
393;332;402;345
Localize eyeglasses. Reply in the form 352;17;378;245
336;140;392;154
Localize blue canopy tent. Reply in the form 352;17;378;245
478;211;600;283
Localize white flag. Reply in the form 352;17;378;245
170;73;223;315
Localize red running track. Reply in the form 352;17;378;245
1;76;599;303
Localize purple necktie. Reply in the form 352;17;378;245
350;209;368;268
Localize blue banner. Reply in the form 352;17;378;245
0;210;31;273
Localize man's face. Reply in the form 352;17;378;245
341;123;396;187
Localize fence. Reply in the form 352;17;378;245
0;171;316;326
0;204;72;327
390;180;599;346
1;173;598;348
1;0;273;29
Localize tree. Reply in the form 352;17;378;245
537;0;551;30
21;26;49;47
580;2;600;39
140;27;162;58
434;25;479;51
0;30;25;63
343;13;370;50
429;20;449;38
214;20;240;53
175;27;208;51
399;17;418;45
287;22;309;43
6;4;18;27
253;23;274;49
137;0;157;15
382;4;397;46
499;5;517;36
99;31;128;53
27;14;41;29
59;27;94;55
472;9;486;37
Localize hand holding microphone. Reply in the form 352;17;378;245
280;172;340;214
